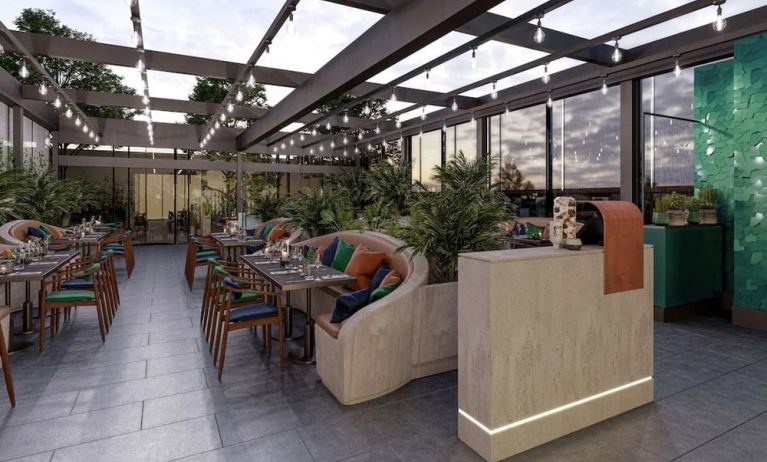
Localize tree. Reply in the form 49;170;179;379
186;77;269;218
499;162;534;190
315;94;388;136
0;9;139;156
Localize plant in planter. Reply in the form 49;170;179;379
252;191;285;221
666;192;688;227
698;184;718;224
286;187;353;237
687;198;701;224
652;195;670;225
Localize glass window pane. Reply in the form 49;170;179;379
420;130;442;190
499;105;546;191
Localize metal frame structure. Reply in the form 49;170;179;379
0;0;765;170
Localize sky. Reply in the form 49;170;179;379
1;0;765;126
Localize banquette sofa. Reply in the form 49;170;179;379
0;220;67;246
291;231;456;405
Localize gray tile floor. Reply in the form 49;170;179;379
2;245;767;461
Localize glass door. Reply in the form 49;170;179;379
132;169;176;244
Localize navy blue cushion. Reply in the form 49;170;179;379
230;303;278;323
245;244;265;254
321;237;340;267
331;288;371;323
369;264;391;292
61;279;94;289
28;226;47;239
245;228;256;237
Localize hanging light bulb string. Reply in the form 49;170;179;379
0;20;101;141
130;0;154;145
199;0;300;148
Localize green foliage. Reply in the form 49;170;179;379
687;197;701;211
665;192;688;210
698;184;717;208
325;168;370;213
367;161;413;216
252;191;285;221
320;207;363;234
185;77;267;126
654;195;670;213
398;153;508;284
361;200;397;232
0;169;33;224
499;162;535;190
315;95;387;136
0;9;138;121
286;188;353;237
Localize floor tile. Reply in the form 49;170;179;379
177;429;313;462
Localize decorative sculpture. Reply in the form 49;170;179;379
551;196;577;248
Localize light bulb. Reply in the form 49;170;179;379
534;18;545;44
325;121;331;131
286;12;295;35
220;112;227;122
367;142;373;150
363;104;371;116
89;130;95;139
39;82;48;96
136;58;144;71
309;147;314;155
214;121;221;129
674;59;682;78
142;94;149;105
227;102;234;113
358;131;364;140
131;30;141;47
247;72;256;88
289;138;295;146
425;68;430;80
390;89;397;102
471;113;475;125
505;105;509;117
471;47;477;69
343;149;347;157
451;98;458;112
355;146;360;154
299;133;305;142
601;79;608;95
421;107;427;121
547;93;553;108
281;142;286;150
75;116;81;127
65;107;73;118
82;124;88;133
491;81;498;100
713;5;726;32
235;89;243;102
311;126;318;137
53;95;61;109
442;122;447;132
542;64;550;84
343;112;349;124
610;39;623;63
95;136;100;143
20;62;29;79
319;144;324;153
395;117;401;129
330;140;335;149
342;134;348;145
210;127;216;135
375;125;381;135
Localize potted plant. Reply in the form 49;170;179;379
687;197;701;224
666;192;688;226
189;203;201;236
652;195;670;225
201;197;213;236
699;185;718;224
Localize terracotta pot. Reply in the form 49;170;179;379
700;208;718;225
652;211;669;225
668;210;687;226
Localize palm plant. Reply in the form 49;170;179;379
286;187;353;237
252;191;286;220
24;169;97;225
398;153;508;284
0;168;33;224
325;168;370;214
367;160;414;216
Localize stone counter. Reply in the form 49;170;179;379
457;245;654;461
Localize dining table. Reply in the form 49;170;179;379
0;249;81;351
240;253;356;364
210;233;264;262
53;232;109;257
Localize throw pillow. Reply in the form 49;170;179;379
268;228;290;242
380;270;403;287
321;237;340;267
38;225;52;238
369;264;391;291
344;244;386;290
331;288;371;323
331;239;355;272
259;223;274;240
28;226;47;239
370;282;400;303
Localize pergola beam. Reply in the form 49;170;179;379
2;30;475;109
237;0;505;149
324;0;615;65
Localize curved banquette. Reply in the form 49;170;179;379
291;231;450;405
0;220;67;246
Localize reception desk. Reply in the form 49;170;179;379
457;246;654;461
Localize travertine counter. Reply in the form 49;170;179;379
457;246;653;461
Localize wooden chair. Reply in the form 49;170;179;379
40;263;109;351
102;231;135;277
185;236;222;290
0;306;15;407
58;252;120;325
212;276;284;380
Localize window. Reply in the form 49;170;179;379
410;130;442;189
446;121;476;161
552;87;621;195
488;106;547;191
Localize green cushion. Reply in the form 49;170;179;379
196;250;218;258
74;263;100;279
39;225;52;237
260;223;273;240
219;291;261;304
331;239;355;272
47;290;96;302
369;283;399;303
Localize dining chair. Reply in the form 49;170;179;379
39;262;109;351
213;276;285;380
59;252;120;325
0;306;15;407
103;231;135;277
204;263;265;351
185;236;222;290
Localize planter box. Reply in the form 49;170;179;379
411;281;458;377
644;225;722;321
201;216;211;236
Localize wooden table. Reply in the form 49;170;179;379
210;233;264;262
0;250;81;350
53;232;109;257
240;254;356;364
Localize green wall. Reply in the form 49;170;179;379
695;32;767;312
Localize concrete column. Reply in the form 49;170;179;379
12;105;23;170
51;131;60;172
236;152;243;217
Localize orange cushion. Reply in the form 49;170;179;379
380;271;402;287
344;245;386;290
45;224;64;239
268;228;290;242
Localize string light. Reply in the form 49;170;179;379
330;140;336;149
363;104;371;116
219;113;227;122
534;15;545;44
342;134;348;145
395;117;401;129
311;126;318;137
74;116;82;127
491;81;498;100
325;121;331;131
319;144;324;153
358;131;364;140
289;138;295;146
235;88;244;102
343;112;349;124
82;123;89;133
38;82;48;96
247;72;256;88
131;31;141;47
471;46;477;69
601;77;608;95
674;58;682;78
451;98;458;112
299;133;305;142
375;125;381;135
421;107;427;121
286;11;296;35
214;121;221;129
390;89;397;102
713;2;726;32
610;38;623;63
547;91;553;108
542;63;550;84
19;62;29;79
65;106;73;119
53;95;62;109
227;102;234;113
